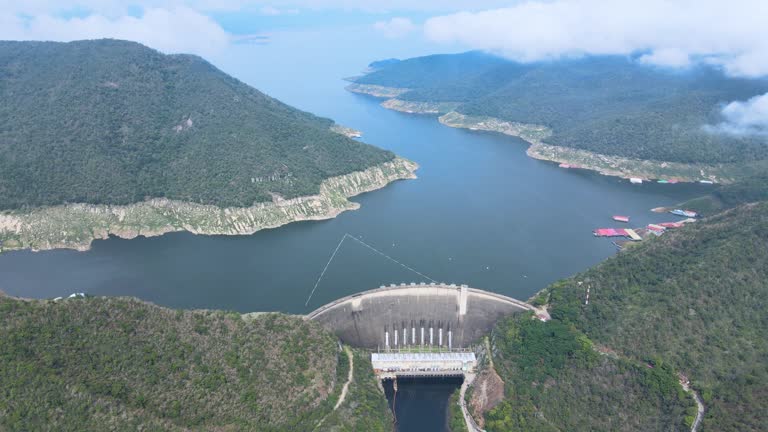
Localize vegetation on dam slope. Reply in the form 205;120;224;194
531;201;768;431
483;314;693;431
0;294;387;431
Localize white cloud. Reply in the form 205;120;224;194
0;7;230;57
1;1;524;15
710;93;768;136
638;48;691;69
1;1;250;15
424;0;768;77
259;6;299;16
374;17;416;39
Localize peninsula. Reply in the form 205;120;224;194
0;40;417;252
348;52;768;183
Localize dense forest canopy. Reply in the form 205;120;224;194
0;296;345;431
532;201;768;431
0;294;393;431
485;315;693;431
0;39;394;210
356;52;768;164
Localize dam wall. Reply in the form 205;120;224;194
306;283;536;349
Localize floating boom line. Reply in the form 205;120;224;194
305;235;347;306
345;235;437;284
304;233;437;307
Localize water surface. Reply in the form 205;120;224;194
0;31;710;313
384;377;464;432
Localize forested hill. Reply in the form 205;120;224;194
531;201;768;431
355;52;768;166
0;39;394;210
0;294;391;431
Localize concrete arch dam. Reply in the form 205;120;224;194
306;283;538;349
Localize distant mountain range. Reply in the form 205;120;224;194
0;39;395;210
351;51;768;180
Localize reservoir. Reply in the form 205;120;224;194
0;33;709;314
0;29;712;432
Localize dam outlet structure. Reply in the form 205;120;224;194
306;283;545;379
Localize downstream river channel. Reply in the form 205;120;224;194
0;31;711;431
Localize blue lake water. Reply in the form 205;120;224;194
0;30;713;431
0;37;709;314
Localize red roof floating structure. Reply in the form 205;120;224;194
612;215;630;223
594;228;642;240
647;224;666;233
594;228;624;237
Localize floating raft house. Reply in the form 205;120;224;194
594;228;642;241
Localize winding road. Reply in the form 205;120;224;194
334;347;354;410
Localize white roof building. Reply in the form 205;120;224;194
371;352;477;378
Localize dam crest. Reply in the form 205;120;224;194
306;282;545;351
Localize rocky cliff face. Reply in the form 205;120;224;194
0;158;418;252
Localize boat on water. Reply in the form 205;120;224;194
670;209;697;218
612;215;630;223
699;180;714;184
629;178;643;184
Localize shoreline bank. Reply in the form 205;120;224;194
348;84;734;184
0;157;418;253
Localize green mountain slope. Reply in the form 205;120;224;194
0;294;388;431
531;202;768;431
0;39;394;210
484;315;694;431
354;52;768;167
681;173;768;215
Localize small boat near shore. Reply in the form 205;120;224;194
670;209;697;218
612;215;630;223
